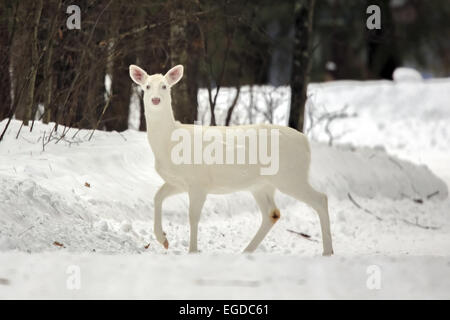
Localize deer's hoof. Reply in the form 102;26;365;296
155;232;168;249
322;249;334;256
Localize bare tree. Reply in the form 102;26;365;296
168;0;198;124
304;95;357;146
224;85;241;126
42;1;63;124
197;1;238;126
288;0;315;132
102;2;134;131
0;2;13;121
12;1;43;126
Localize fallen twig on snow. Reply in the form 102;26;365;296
347;192;383;221
286;229;318;242
426;190;440;200
18;225;35;238
388;156;403;170
401;190;440;204
401;218;440;230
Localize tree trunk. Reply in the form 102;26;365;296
137;7;150;132
169;0;198;124
366;0;401;79
186;1;202;124
42;0;61;124
0;4;12;121
103;3;133;132
79;11;107;129
42;40;54;124
51;28;78;129
135;6;170;131
83;58;106;129
105;56;133;131
11;2;33;124
288;0;315;132
15;0;43;126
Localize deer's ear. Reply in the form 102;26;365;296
129;65;148;86
164;65;184;87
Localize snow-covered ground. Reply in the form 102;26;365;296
0;78;449;299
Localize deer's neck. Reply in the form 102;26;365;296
145;102;176;160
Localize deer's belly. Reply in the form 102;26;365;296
187;164;265;192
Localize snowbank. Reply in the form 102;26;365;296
0;119;447;254
392;67;423;82
310;143;447;200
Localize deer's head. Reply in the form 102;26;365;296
129;65;183;116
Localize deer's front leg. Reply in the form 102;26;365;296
188;191;206;253
154;183;180;249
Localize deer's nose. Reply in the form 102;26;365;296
152;97;161;105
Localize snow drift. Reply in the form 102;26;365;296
0;119;447;253
310;142;447;200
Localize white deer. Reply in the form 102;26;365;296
129;64;334;256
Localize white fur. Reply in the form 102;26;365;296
129;64;333;255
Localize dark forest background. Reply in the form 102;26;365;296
0;0;449;138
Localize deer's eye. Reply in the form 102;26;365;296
146;85;150;90
162;85;167;90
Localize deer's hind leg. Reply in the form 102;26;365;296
188;190;207;253
244;185;279;253
279;181;333;256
